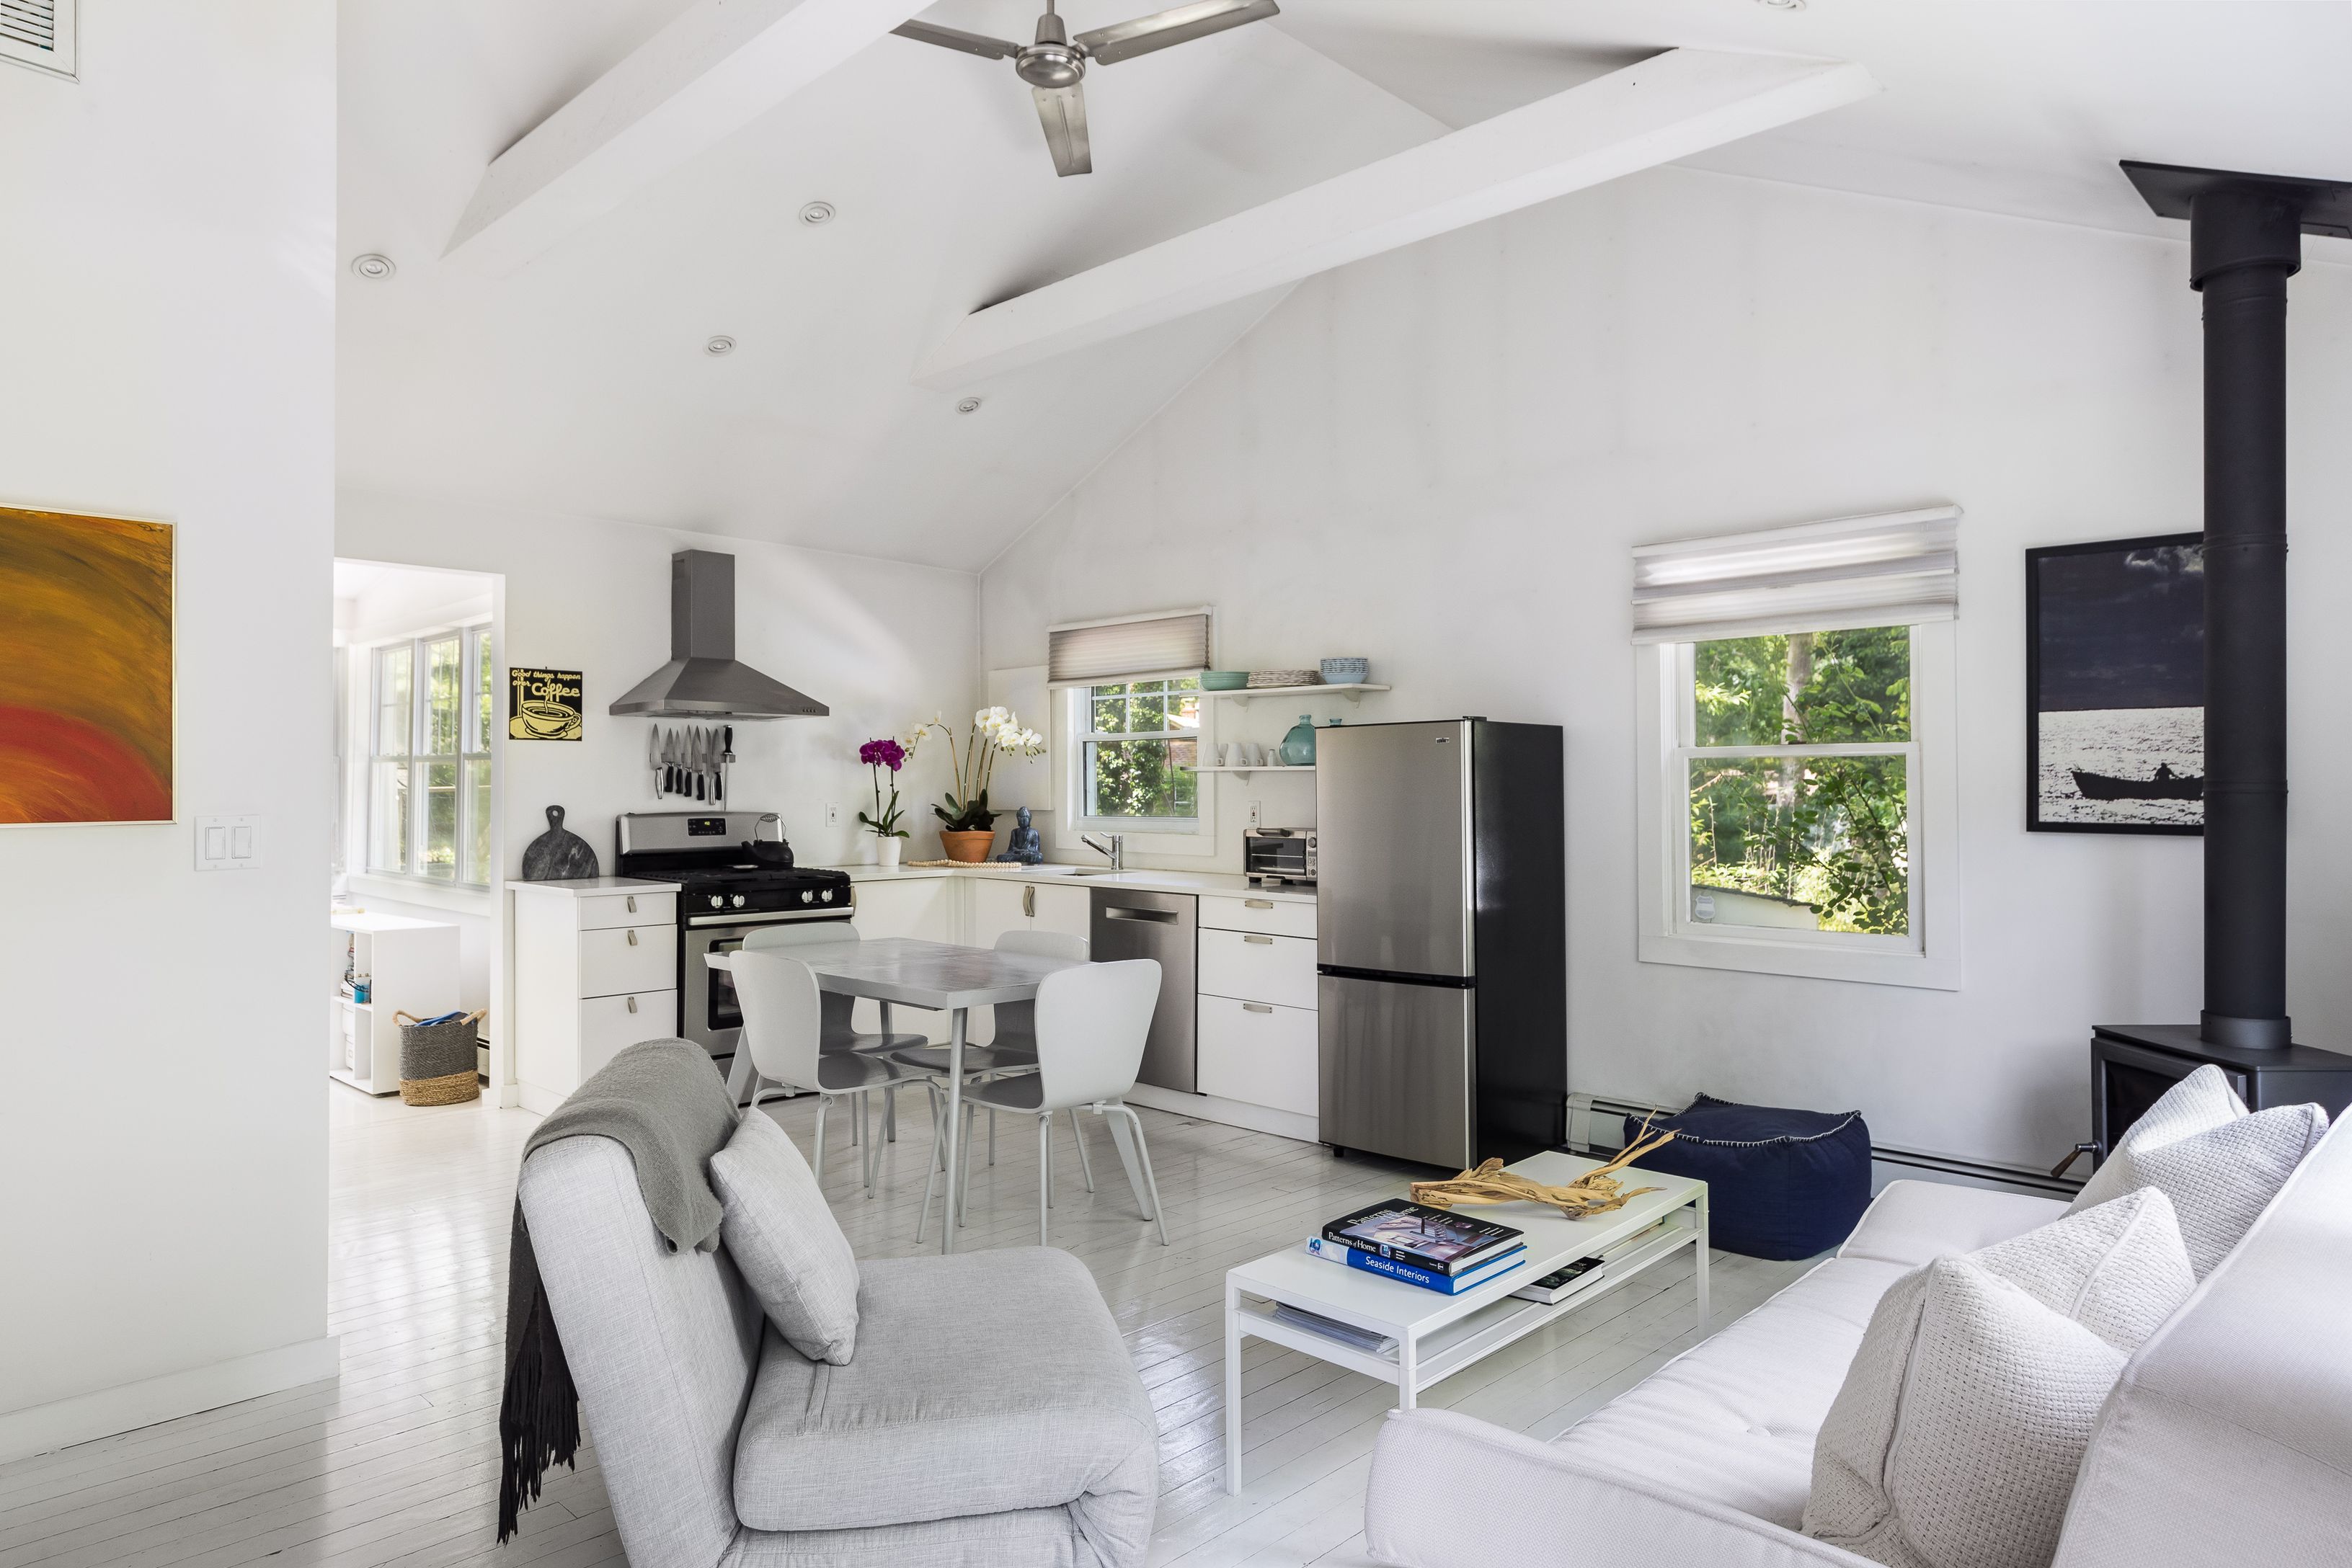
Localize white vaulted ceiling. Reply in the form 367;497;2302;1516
339;1;2352;571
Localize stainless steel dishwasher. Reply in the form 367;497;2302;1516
1089;887;1197;1091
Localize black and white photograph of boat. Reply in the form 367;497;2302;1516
2027;533;2204;834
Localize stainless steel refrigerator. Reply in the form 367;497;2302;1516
1316;718;1566;1168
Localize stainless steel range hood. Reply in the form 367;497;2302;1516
608;550;828;718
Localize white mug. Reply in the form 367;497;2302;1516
1216;744;1231;768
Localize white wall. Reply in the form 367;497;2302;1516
980;164;2352;1170
0;5;338;1458
336;487;978;894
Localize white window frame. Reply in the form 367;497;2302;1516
368;623;496;890
0;0;76;81
1636;620;1961;989
1052;678;1220;860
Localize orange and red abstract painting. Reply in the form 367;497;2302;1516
1;506;174;824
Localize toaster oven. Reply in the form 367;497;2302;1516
1243;827;1316;885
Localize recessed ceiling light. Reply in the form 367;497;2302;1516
1754;0;1805;9
705;335;738;356
350;253;397;280
957;396;984;414
799;201;837;226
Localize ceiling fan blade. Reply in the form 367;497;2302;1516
1075;0;1278;66
890;19;1022;61
1031;84;1092;178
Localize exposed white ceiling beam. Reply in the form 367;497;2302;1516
444;0;913;275
915;48;1878;388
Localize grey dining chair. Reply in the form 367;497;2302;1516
730;948;908;1198
926;958;1168;1248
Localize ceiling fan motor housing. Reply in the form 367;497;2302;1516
1019;12;1084;89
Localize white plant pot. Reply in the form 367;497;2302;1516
875;836;902;869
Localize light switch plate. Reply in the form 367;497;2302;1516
195;814;262;870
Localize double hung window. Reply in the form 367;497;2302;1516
370;625;494;886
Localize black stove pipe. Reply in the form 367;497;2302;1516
2191;186;2299;1051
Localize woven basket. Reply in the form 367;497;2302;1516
397;1010;484;1106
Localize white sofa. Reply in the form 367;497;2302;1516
1364;1121;2352;1568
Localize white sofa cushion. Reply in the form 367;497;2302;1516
2068;1064;2327;1279
1545;1256;1910;1528
1803;1190;2195;1568
1838;1180;2067;1271
709;1109;861;1364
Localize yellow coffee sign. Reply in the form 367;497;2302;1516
509;667;585;742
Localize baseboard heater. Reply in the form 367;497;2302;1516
1563;1092;2084;1199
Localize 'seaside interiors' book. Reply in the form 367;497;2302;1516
1305;1237;1527;1294
1318;1200;1525;1275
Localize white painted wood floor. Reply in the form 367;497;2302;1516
0;1082;1807;1567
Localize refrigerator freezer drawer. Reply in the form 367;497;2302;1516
1318;974;1473;1169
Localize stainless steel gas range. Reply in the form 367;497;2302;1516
614;811;853;1063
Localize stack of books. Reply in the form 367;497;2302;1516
1305;1200;1525;1294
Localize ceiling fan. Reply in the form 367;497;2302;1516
891;0;1282;177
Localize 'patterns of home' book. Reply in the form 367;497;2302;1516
1318;1200;1523;1275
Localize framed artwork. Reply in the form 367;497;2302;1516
0;505;174;824
508;667;584;741
2026;533;2203;834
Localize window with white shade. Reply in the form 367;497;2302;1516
1046;607;1220;855
1635;507;1961;989
370;625;494;886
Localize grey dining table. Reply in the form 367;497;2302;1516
708;936;1156;1254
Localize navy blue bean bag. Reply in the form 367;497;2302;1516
1622;1095;1872;1260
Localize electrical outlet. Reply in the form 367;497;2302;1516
825;803;840;827
1248;800;1261;829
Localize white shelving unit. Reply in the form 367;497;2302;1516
330;910;459;1096
1201;682;1388;705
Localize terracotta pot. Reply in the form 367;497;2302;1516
939;829;995;863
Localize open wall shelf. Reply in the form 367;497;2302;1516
1201;683;1388;705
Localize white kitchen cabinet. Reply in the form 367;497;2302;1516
970;876;1091;944
514;878;681;1113
844;874;956;1042
1199;893;1317;940
1197;994;1319;1118
1198;927;1318;1012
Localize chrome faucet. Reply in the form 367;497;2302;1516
1080;832;1125;870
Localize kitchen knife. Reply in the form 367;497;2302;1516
648;728;660;796
696;729;709;801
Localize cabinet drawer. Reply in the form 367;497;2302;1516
1197;995;1318;1117
579;924;677;997
580;991;678;1081
579;891;675;930
1199;894;1315;940
1198;927;1318;1010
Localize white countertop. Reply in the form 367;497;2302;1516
825;863;1316;905
510;876;683;896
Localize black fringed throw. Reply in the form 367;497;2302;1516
497;1038;740;1542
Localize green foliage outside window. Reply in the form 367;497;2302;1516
1687;627;1911;935
1086;678;1199;821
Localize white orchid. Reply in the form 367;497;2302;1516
917;706;1044;832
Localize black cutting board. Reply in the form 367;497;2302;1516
520;805;600;881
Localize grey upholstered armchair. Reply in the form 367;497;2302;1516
517;1133;1160;1566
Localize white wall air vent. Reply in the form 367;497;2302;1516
0;0;75;80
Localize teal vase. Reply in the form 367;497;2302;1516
1279;714;1317;766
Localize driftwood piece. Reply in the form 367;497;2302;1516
1408;1125;1677;1220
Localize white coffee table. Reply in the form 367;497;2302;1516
1221;1149;1708;1493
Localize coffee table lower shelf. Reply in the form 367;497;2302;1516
1221;1159;1708;1495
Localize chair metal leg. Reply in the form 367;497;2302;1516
917;1084;944;1243
850;1090;863;1146
879;1004;898;1141
861;1093;878;1198
724;1048;755;1108
1038;1113;1052;1247
812;1095;830;1190
1114;1104;1169;1246
1070;1109;1096;1193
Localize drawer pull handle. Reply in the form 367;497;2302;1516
1104;906;1179;924
627;995;638;1014
1243;1002;1274;1014
627;928;639;946
1023;886;1034;919
1243;934;1274;945
1244;899;1275;909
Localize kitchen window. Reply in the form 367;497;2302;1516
370;624;494;886
1633;507;1961;989
1075;677;1201;826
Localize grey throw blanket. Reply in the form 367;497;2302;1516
498;1037;740;1541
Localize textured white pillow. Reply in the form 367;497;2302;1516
2069;1064;2327;1278
709;1110;861;1364
1803;1188;2195;1568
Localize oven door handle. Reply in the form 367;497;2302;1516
686;909;849;929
